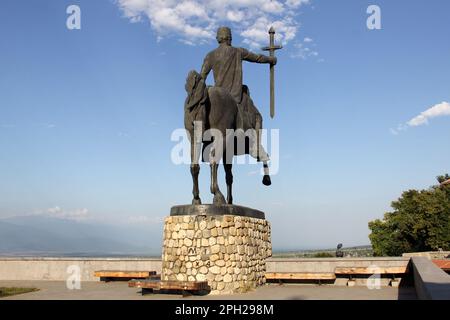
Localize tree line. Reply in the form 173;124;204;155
369;174;450;256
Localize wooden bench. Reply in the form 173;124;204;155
265;272;336;284
334;266;408;287
128;279;210;296
433;260;450;272
334;266;408;275
94;270;157;282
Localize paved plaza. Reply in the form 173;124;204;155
0;280;417;300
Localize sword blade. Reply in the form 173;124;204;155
269;29;275;119
270;63;275;118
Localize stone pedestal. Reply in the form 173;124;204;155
161;205;272;295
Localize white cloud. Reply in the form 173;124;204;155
44;206;90;221
117;0;311;47
389;124;407;135
226;10;245;22
240;15;298;49
407;101;450;127
247;169;260;176
126;215;164;225
290;36;320;60
37;123;56;129
118;131;130;138
390;101;450;134
286;0;310;8
291;42;318;60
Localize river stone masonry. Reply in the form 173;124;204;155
161;214;272;295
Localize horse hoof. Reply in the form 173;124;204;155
213;193;226;205
192;198;202;205
262;175;272;186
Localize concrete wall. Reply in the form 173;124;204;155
266;257;409;273
0;258;162;281
411;257;450;300
3;256;448;297
0;257;409;282
403;251;450;260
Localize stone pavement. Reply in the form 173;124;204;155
0;281;417;300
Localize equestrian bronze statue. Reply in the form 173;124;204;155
184;27;281;206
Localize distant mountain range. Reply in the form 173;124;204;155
272;245;373;258
0;215;163;257
0;215;372;257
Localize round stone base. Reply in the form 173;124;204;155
161;208;272;295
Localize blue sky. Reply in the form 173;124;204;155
0;0;449;250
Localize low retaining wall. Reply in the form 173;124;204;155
0;257;162;281
0;257;408;282
403;251;450;260
2;256;449;298
266;257;409;273
411;257;450;300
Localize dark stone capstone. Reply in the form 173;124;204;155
170;204;265;220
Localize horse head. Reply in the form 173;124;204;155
185;70;208;111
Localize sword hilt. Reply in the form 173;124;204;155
262;27;283;56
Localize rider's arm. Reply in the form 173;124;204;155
200;53;212;80
240;48;277;65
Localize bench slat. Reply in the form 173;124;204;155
265;272;336;280
433;260;450;271
94;270;156;278
128;279;209;291
334;266;408;275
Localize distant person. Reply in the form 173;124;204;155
336;243;344;258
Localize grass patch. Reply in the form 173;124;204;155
0;287;39;298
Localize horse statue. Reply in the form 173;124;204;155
184;70;271;206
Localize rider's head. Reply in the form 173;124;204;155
216;27;232;45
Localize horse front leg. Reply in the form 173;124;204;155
250;115;272;186
191;137;202;205
210;160;225;205
255;137;272;186
224;163;233;204
191;164;201;205
262;161;271;186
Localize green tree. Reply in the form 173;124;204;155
313;252;334;258
369;174;450;256
437;174;450;184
